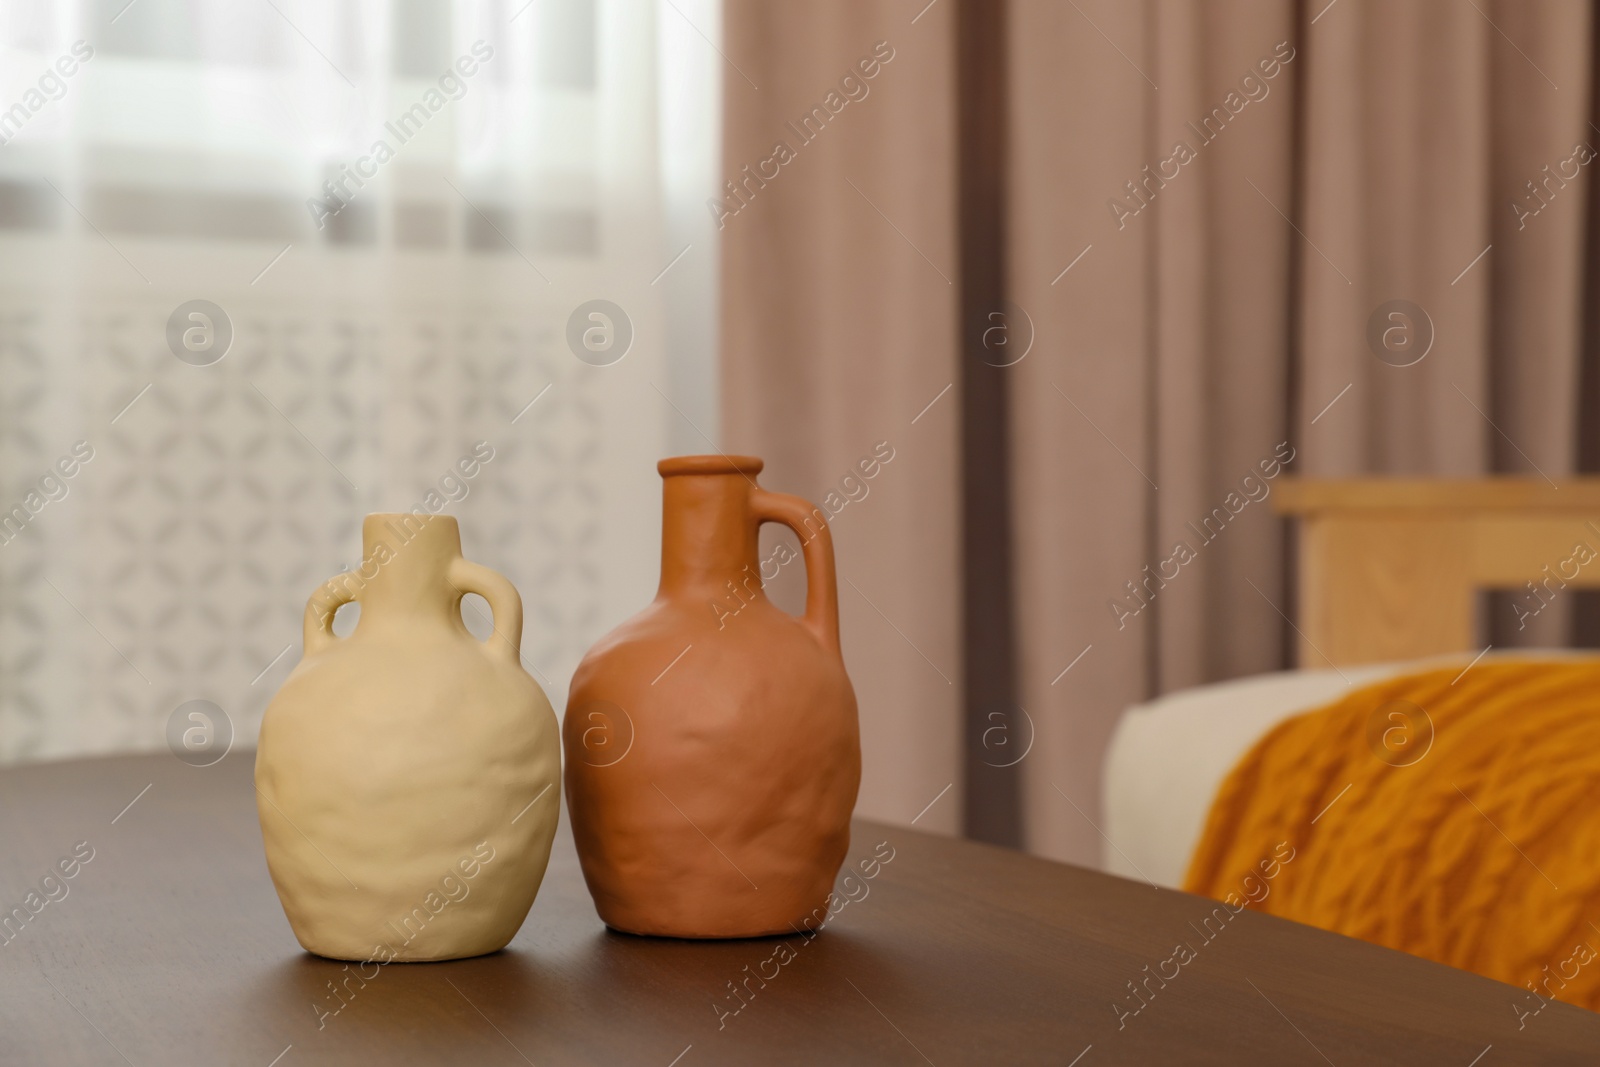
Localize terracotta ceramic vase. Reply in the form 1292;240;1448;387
564;455;861;938
256;514;560;962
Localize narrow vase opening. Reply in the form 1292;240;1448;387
657;456;765;596
344;513;464;624
657;455;764;478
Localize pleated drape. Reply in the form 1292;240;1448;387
719;2;965;833
1009;0;1301;864
720;0;1597;865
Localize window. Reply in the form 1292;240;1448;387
0;0;720;761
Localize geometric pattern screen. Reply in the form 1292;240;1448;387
0;281;655;763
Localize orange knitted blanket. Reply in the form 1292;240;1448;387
1184;661;1600;1019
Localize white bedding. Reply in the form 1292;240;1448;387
1100;651;1599;888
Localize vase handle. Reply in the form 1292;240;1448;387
448;557;525;666
302;576;357;656
752;490;841;653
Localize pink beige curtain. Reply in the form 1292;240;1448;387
719;5;964;834
720;0;1595;865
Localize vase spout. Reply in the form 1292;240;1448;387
344;513;463;624
656;455;765;597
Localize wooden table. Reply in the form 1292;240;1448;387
3;754;1598;1065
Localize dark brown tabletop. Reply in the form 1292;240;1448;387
2;752;1597;1065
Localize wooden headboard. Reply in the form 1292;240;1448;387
1274;480;1600;667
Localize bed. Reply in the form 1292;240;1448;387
1102;478;1600;887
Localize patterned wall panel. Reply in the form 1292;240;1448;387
0;262;659;766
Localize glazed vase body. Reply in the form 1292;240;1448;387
565;455;861;938
256;514;560;962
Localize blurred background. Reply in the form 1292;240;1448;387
5;0;1600;872
0;1;719;766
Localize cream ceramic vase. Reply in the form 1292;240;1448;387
255;514;560;962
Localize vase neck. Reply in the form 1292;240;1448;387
657;460;763;597
348;513;463;625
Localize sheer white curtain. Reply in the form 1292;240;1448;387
0;0;720;762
